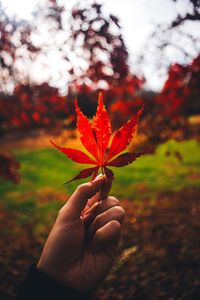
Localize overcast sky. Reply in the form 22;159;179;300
1;0;200;91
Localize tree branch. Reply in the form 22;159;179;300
172;12;200;27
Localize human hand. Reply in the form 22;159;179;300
37;175;125;292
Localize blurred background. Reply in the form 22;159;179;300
0;0;200;299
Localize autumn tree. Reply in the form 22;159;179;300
157;53;200;117
66;1;144;122
68;2;129;87
0;83;67;131
0;0;144;110
137;0;200;90
0;3;40;92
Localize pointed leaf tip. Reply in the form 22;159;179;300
107;152;142;167
98;91;103;105
50;140;97;165
93;92;111;163
65;167;99;184
106;106;143;162
75;99;99;161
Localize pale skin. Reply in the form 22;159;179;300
37;175;125;293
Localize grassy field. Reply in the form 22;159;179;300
0;140;200;227
0;139;200;210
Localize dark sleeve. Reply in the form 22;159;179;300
15;265;93;300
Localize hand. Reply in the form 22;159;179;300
37;175;125;292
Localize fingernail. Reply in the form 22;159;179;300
92;173;105;182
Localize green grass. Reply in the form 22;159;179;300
0;139;200;208
112;139;200;199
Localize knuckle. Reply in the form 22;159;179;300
109;220;121;230
96;230;104;242
108;196;120;206
114;206;125;220
76;182;94;198
76;183;87;194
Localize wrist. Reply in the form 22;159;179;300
15;265;93;300
36;259;97;294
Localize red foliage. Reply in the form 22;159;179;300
157;54;200;117
0;83;67;131
51;93;144;183
67;75;145;128
0;0;146;132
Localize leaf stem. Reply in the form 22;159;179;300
101;166;105;175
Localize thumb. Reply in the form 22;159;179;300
58;175;105;222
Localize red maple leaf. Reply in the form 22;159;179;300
50;93;144;183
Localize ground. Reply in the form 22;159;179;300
97;188;200;300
